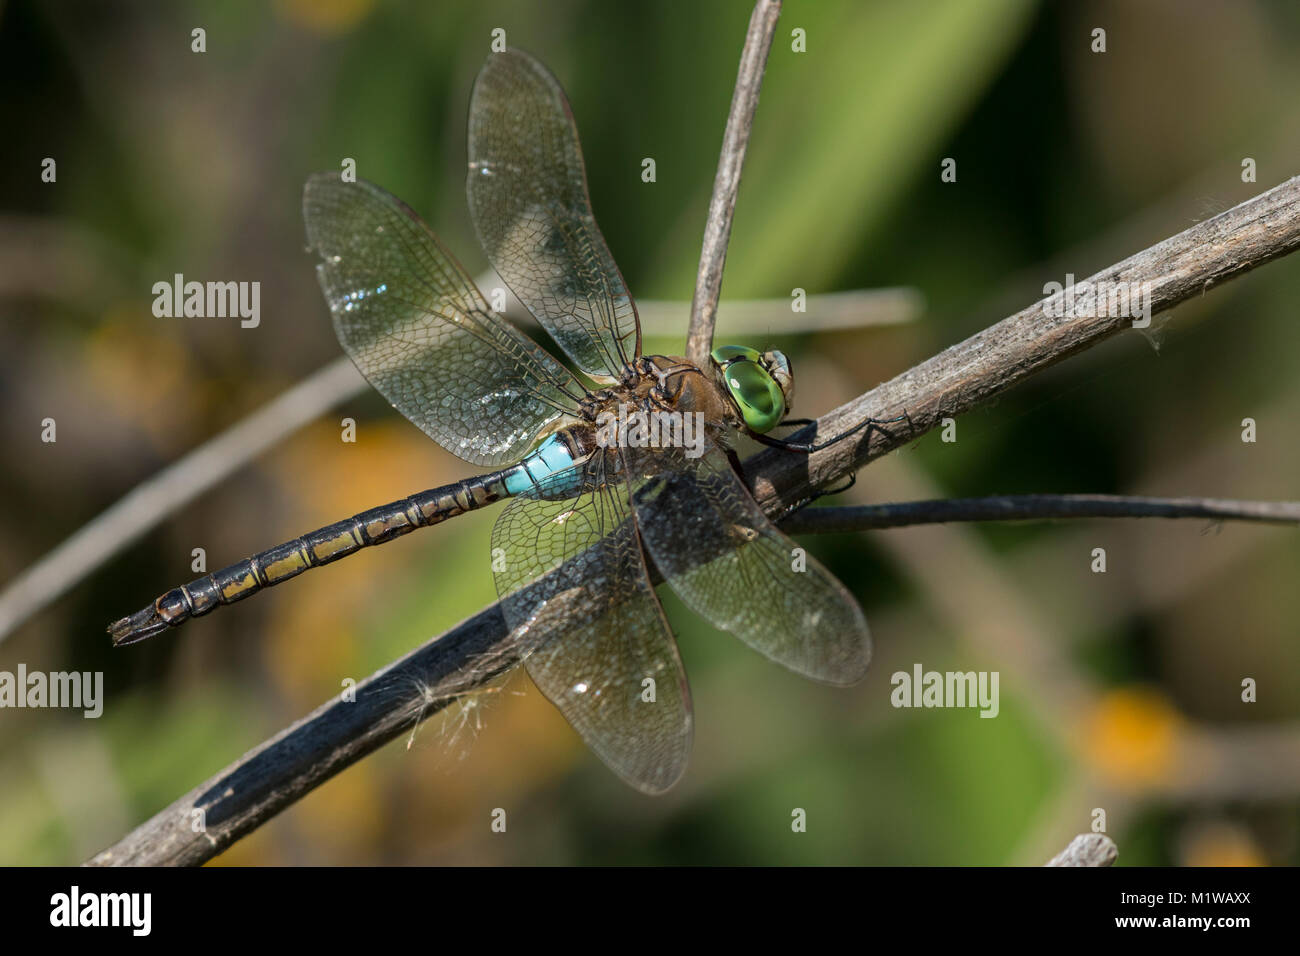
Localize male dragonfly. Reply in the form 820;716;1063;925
109;49;892;793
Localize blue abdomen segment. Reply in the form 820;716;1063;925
504;433;582;496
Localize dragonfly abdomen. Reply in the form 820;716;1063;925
503;430;588;497
107;470;517;646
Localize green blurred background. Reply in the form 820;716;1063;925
2;0;1298;865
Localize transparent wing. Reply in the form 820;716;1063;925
467;49;640;381
491;451;692;793
627;443;871;685
304;173;585;467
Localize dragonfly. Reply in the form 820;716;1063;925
109;49;896;793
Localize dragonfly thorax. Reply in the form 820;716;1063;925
574;355;735;430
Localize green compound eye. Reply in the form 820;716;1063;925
711;344;762;365
720;355;786;433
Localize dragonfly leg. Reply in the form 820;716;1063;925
748;408;913;454
723;446;747;479
819;470;858;497
772;470;859;523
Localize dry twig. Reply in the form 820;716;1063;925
685;0;783;367
1045;834;1118;867
781;495;1300;534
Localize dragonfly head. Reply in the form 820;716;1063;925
710;345;794;434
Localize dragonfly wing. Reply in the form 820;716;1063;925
627;444;871;685
467;49;640;381
304;174;584;468
492;453;692;793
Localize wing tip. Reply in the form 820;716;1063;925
618;750;692;796
822;614;873;686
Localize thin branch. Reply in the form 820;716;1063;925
684;0;783;367
640;286;922;338
780;495;1300;534
87;173;1300;867
1045;834;1118;867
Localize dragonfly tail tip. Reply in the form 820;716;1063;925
107;608;170;647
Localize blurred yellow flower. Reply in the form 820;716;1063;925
1180;821;1265;867
1080;687;1184;788
276;0;377;35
